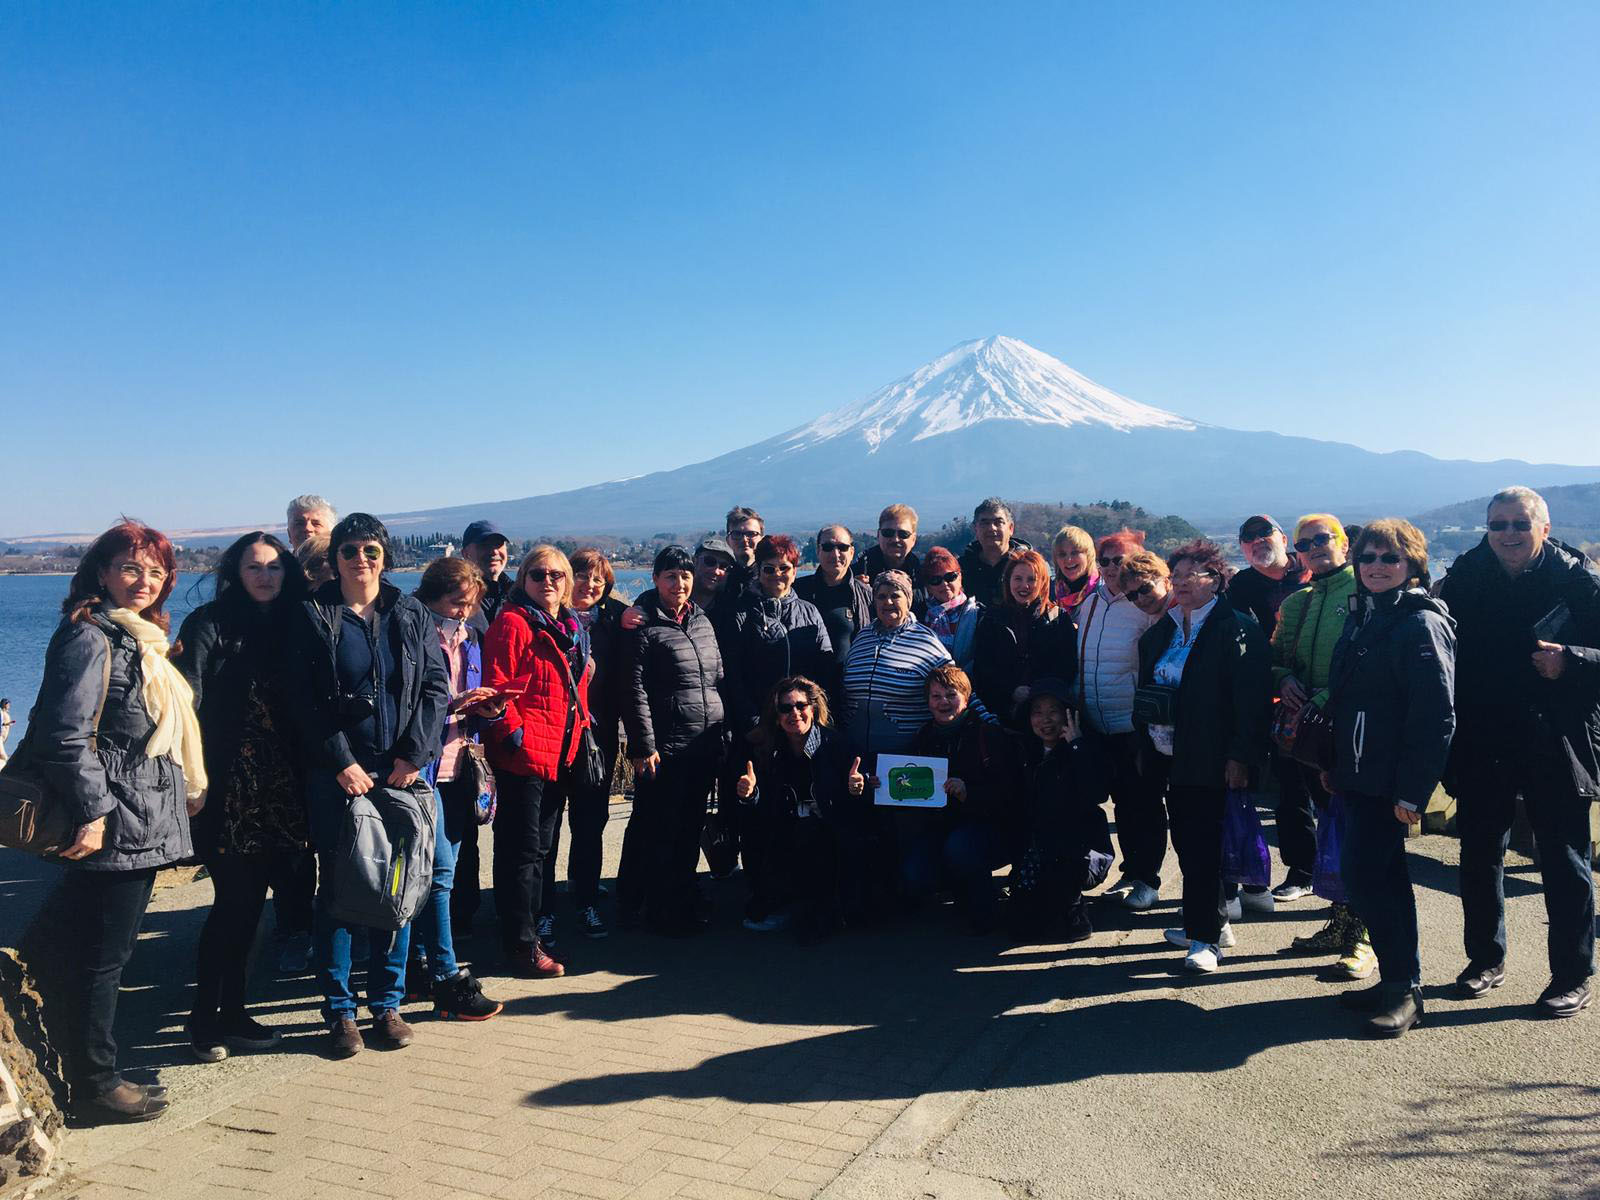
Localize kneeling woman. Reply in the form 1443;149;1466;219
733;675;868;940
1328;519;1455;1037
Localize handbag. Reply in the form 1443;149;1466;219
460;742;498;826
550;643;609;794
1132;684;1177;726
1280;702;1335;771
701;786;739;878
0;631;113;857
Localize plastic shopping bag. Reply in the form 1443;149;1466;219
1312;791;1347;904
1220;789;1271;888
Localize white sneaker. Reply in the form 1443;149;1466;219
1218;922;1236;949
1184;942;1221;973
1239;888;1276;915
1163;927;1189;948
1123;882;1160;911
1168;924;1234;949
1224;896;1243;922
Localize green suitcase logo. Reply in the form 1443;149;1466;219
887;765;936;802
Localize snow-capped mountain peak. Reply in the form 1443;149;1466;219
775;335;1196;455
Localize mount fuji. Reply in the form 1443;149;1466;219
383;336;1599;537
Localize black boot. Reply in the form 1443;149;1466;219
1365;987;1423;1038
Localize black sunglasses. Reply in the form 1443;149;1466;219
758;562;794;575
819;540;853;553
1127;581;1159;601
1487;519;1534;533
1293;532;1334;553
776;700;812;714
527;567;566;582
338;544;382;562
929;571;960;585
1101;555;1124;567
879;528;912;540
1357;552;1404;566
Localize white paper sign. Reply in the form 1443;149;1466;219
873;754;949;808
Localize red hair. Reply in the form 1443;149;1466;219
64;519;179;633
1097;530;1146;560
755;534;801;567
1000;548;1053;610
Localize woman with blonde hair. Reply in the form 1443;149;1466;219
482;545;593;978
1050;526;1099;616
972;547;1078;726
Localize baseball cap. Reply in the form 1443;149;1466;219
462;520;509;548
695;536;737;564
1238;515;1281;542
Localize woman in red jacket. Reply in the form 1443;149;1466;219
482;545;593;978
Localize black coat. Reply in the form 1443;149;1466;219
725;589;834;733
910;711;1026;834
25;609;193;871
621;589;727;759
1326;589;1456;810
1021;735;1112;862
794;570;874;669
856;546;927;613
972;603;1078;723
174;599;307;858
1437;538;1600;797
1225;558;1309;639
584;595;628;744
281;580;450;774
746;724;864;828
1135;602;1270;788
958;538;1033;607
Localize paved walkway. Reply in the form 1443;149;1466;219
6;802;1597;1200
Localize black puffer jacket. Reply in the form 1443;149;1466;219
24;609;193;871
1326;589;1456;811
972;603;1078;723
622;588;726;759
725;588;834;733
1438;538;1600;796
958;538;1032;607
1135;602;1270;787
281;579;450;774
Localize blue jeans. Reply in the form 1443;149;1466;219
1340;791;1420;997
412;787;461;982
308;771;413;1021
900;818;1010;922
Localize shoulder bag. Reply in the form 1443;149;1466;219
551;640;609;794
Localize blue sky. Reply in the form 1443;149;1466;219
3;1;1596;536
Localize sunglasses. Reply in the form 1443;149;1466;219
1487;519;1534;533
758;562;794;575
879;528;912;540
527;567;567;583
338;544;382;562
929;572;960;586
1101;555;1125;567
1241;532;1277;546
776;700;813;714
1293;532;1334;553
1127;581;1160;601
1357;552;1404;566
819;541;853;553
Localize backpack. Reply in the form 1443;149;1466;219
327;781;436;931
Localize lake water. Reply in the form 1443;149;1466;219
0;568;651;749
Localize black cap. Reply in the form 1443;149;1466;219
462;520;509;548
1238;515;1280;542
694;536;737;564
1026;677;1077;712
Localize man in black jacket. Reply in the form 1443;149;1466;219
462;520;514;632
958;498;1031;607
856;503;925;611
1439;486;1599;1018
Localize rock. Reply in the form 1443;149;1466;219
0;951;65;1197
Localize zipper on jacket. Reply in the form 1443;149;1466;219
1352;710;1366;777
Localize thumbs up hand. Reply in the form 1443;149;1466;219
735;760;758;799
847;756;866;797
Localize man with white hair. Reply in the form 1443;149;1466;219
286;494;337;549
1437;485;1600;1018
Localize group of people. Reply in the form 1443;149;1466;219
11;485;1598;1125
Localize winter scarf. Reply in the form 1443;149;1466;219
103;606;208;800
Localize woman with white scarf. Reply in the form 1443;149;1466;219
28;521;204;1124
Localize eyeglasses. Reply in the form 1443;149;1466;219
338;544;382;562
527;568;567;583
776;700;813;714
115;562;169;584
1127;581;1160;601
727;529;763;541
1487;519;1534;533
929;572;960;586
819;541;853;553
1293;532;1334;553
879;528;911;540
1171;570;1216;584
1357;552;1404;566
758;562;795;575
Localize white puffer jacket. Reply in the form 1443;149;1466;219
1075;582;1158;735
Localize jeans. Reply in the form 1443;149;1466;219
1339;791;1420;996
64;867;156;1096
1164;782;1227;946
412;787;460;982
1100;732;1167;888
494;770;568;953
898;817;1011;925
617;736;718;924
1456;749;1596;986
194;851;295;1021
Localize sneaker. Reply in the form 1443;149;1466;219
432;969;504;1021
1287;905;1352;954
327;1017;364;1059
1166;924;1234;949
221;1012;281;1053
1537;979;1592;1019
507;940;565;978
1334;939;1377;980
1122;882;1160;911
1224;895;1243;923
275;931;312;975
742;912;791;933
576;905;609;940
1271;874;1313;903
1454;962;1506;999
536;912;558;948
1102;876;1137;896
371;1009;414;1049
1184;942;1221;973
188;1016;228;1063
1163;927;1190;949
1239;888;1276;915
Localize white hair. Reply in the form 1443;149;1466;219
287;494;336;522
1487;486;1550;526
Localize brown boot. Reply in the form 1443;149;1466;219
327;1017;364;1059
371;1010;414;1049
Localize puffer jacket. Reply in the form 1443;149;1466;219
841;620;953;756
1326;589;1456;811
483;596;592;781
1438;538;1600;796
622;588;726;759
24;609;193;871
725;588;834;734
958;537;1033;607
1073;582;1157;736
1271;564;1357;707
972;603;1078;724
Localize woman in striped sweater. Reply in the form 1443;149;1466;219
841;570;955;762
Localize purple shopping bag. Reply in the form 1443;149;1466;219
1220;789;1271;888
1312;791;1347;904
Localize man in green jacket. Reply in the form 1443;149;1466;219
1271;514;1372;978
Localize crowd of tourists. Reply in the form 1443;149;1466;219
7;486;1597;1124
